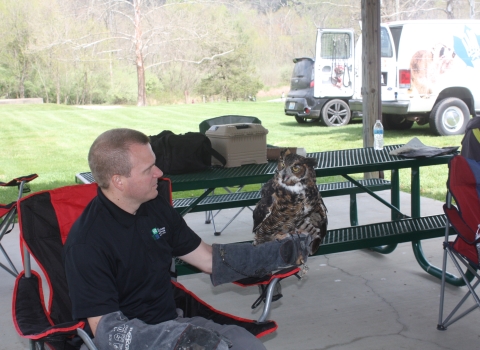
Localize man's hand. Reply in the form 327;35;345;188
211;233;313;286
280;232;313;265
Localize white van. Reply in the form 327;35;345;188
286;20;480;135
349;20;480;136
284;26;399;127
284;29;358;126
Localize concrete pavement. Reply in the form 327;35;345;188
1;191;478;349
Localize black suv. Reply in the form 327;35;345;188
284;57;319;123
284;57;353;126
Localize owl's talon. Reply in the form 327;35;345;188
298;264;309;278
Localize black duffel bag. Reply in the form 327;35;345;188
149;130;226;175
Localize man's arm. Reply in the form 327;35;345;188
88;315;103;336
179;240;213;274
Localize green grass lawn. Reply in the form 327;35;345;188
0;102;463;204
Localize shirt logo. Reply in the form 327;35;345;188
151;227;166;240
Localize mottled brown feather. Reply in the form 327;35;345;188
252;150;328;254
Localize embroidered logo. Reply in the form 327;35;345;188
151;227;166;240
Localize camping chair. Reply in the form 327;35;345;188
12;180;277;350
199;115;262;235
437;155;480;330
461;117;480;161
0;174;38;277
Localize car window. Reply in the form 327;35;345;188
292;59;314;78
320;33;351;59
381;27;393;57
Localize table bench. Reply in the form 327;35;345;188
174;212;453;322
173;178;392;233
176;213;452;283
76;171;392;231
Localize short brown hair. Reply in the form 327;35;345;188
88;128;150;189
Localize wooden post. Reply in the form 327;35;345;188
361;0;382;179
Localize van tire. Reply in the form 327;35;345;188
320;99;351;126
382;114;414;130
429;98;469;136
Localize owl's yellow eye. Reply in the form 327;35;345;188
292;165;301;173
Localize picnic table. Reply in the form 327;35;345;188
76;145;459;284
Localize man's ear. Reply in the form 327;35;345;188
111;175;124;191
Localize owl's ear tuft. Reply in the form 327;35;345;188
280;149;291;159
305;157;317;168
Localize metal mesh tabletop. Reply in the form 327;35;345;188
76;145;455;191
169;145;454;191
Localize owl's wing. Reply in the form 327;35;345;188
306;195;328;254
252;179;275;232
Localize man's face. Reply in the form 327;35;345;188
122;143;163;205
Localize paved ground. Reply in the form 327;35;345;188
1;191;479;350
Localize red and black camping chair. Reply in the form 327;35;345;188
0;174;38;277
12;179;277;350
437;155;480;330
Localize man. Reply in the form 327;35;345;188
64;128;310;350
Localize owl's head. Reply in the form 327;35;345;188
277;149;317;187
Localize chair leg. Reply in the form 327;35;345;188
257;278;280;323
204;210;212;224
0;243;19;276
437;242;450;330
29;339;44;350
214;207;248;236
78;328;99;350
438;247;480;329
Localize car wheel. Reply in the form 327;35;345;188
320;99;351;126
295;116;318;124
382;114;414;130
429;97;470;136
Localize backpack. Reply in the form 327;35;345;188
149;131;226;175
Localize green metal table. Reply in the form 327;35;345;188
76;145;457;282
168;144;452;219
168;144;456;282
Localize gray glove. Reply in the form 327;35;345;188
211;233;312;286
91;311;229;350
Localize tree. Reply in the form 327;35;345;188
74;0;237;106
196;38;263;101
0;0;36;98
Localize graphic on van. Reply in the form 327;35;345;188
409;43;456;96
453;26;480;68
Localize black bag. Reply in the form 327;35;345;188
149;130;226;175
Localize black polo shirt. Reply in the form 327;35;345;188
63;187;201;324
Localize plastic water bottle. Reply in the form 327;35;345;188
373;119;384;150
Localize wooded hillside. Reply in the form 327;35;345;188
0;0;475;105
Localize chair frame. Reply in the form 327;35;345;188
437;156;480;330
0;174;37;277
14;181;277;350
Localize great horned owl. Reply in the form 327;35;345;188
253;150;328;255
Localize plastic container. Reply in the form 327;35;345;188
373;119;384;150
206;123;269;167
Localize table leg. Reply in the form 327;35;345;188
346;171;403;254
411;166;420;218
349;194;358;226
178;188;215;216
391;169;400;221
410;168;474;285
411;240;473;286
